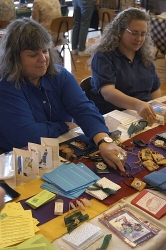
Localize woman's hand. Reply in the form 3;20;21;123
98;142;126;172
135;101;156;122
0;187;5;210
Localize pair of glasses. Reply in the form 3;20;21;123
126;28;147;37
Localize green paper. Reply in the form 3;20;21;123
25;190;56;209
18;234;57;250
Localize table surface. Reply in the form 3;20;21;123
3;96;166;250
52;96;166;250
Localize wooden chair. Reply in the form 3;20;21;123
98;8;116;33
0;20;10;29
50;16;76;70
80;76;91;99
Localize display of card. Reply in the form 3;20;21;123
13;148;39;184
98;208;159;248
59;134;98;161
40;137;60;169
28;143;52;176
131;189;166;219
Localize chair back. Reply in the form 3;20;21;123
98;8;116;32
0;20;10;29
50;16;73;44
80;77;91;99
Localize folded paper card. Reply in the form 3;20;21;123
131;189;166;219
25;190;56;209
86;177;121;200
41;162;100;193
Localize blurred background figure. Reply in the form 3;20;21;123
72;0;98;56
0;0;16;22
31;0;61;41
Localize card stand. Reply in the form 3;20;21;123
98;199;166;249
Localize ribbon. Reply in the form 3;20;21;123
64;210;89;233
87;183;117;195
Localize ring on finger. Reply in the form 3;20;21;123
117;151;127;161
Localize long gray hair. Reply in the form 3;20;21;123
89;8;154;66
0;18;60;88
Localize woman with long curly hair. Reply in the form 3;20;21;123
89;7;161;122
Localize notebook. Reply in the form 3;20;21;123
131;189;166;219
62;222;103;250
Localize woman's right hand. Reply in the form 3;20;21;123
135;101;156;122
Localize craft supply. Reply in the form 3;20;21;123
25;190;56;209
131;189;166;219
98;208;159;248
54;199;64;215
127;120;148;137
64;210;89;233
86;177;121;200
143;167;166;194
130;178;146;191
97;234;112;250
62;222;103;250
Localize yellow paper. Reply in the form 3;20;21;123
0;210;35;248
0;202;23;213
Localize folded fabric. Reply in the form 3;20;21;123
143;167;166;194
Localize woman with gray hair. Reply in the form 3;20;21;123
90;7;161;122
0;18;126;173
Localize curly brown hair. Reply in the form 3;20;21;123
89;7;154;67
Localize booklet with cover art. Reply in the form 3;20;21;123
98;208;160;248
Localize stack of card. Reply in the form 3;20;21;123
25;190;56;209
41;162;100;199
62;222;103;250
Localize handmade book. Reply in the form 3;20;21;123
131;189;166;219
85;177;121;200
62;222;103;250
98;207;159;248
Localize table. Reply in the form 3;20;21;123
52;96;166;249
4;96;166;249
150;16;166;55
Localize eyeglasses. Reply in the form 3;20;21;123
126;28;147;38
